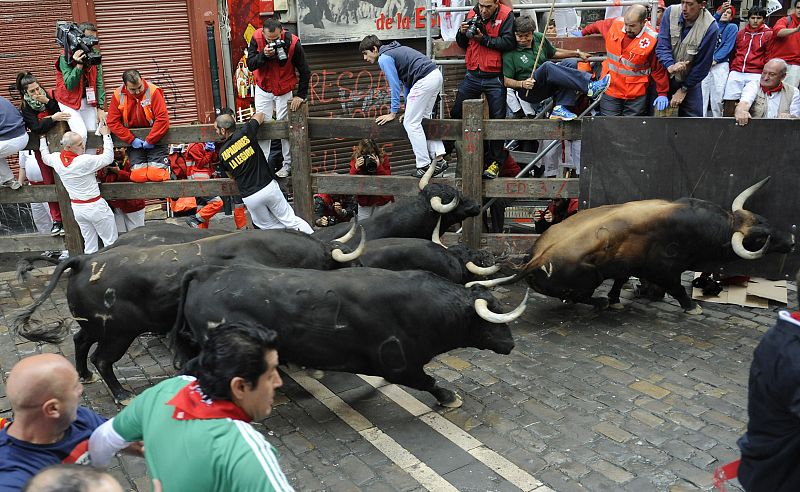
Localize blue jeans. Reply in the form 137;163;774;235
669;79;703;117
449;72;507;165
518;61;591;109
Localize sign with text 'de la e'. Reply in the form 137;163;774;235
297;0;439;44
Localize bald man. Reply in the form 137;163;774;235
38;121;117;254
22;464;123;492
0;354;107;492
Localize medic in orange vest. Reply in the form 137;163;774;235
581;4;670;115
183;142;248;230
106;69;171;183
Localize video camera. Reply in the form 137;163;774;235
268;39;288;62
56;23;101;66
465;15;484;39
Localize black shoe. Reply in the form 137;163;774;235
50;222;63;237
434;158;449;176
185;216;203;228
413;165;431;178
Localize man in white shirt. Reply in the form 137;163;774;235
735;58;800;126
39;124;118;253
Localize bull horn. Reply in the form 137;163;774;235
430;195;459;214
732;177;771;213
432;216;446;247
333;221;358;244
474;288;530;323
418;162;436;190
466;262;501;276
731;231;770;260
332;225;366;262
466;275;516;288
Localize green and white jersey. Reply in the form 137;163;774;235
112;376;293;492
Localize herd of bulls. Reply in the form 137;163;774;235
10;167;794;409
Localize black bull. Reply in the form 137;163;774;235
172;265;527;407
472;178;794;313
11;229;364;403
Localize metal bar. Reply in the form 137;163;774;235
435;1;644;12
426;0;433;58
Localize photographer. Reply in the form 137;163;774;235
533;198;578;234
54;22;105;154
349;138;394;220
449;0;514;179
247;18;311;178
313;194;357;227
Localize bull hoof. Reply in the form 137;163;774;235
439;392;463;408
608;302;624;311
684;305;703;315
80;372;100;384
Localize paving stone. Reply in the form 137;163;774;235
629;380;671;399
592;422;633;443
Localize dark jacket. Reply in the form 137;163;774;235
21;91;61;136
378;41;437;90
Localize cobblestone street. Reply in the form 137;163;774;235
1;264;791;491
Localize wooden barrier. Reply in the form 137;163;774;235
2;100;579;255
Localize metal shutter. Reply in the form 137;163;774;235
93;0;199;124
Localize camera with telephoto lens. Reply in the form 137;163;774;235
56;23;101;66
465;16;484;39
268;39;288;62
363;155;378;174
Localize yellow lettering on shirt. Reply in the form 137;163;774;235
221;135;251;161
228;146;254;170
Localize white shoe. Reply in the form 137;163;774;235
275;164;291;178
1;179;21;190
58;250;69;261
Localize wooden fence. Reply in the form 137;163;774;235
0;100;579;255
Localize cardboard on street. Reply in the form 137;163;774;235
692;274;787;308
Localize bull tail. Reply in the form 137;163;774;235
169;267;201;369
11;256;82;344
16;255;61;283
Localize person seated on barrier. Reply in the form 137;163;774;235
349;138;394;221
0;95;29;190
313;193;357;227
38;125;118;254
96;148;146;233
735;58;800;126
736;268;800;491
721;6;773;117
23;464;124;492
578;5;670;116
503;16;611;124
533;197;579;234
16;72;69;235
106;69;171;183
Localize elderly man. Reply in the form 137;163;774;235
0;95;28;190
107;69;171;185
39;124;117;254
213;112;312;233
655;0;718;116
90;322;294;492
735;58;800;126
22;464;123;492
581;4;670;115
0;355;106;491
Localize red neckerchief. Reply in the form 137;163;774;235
762;83;783;97
166;380;250;422
60;150;79;167
791;312;800;322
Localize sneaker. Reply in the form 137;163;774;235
50;221;63;237
586;73;611;99
41;250;58;259
1;179;21;190
185;216;203;228
413;165;431;178
549;106;577;121
482;161;500;179
433;157;449;176
275;164;291;178
57;250;69;261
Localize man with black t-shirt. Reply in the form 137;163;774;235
214;112;312;233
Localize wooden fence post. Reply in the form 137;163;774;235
288;102;313;224
461;99;484;250
46;125;84;255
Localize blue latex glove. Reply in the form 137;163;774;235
130;138;145;149
570;30;583;37
204;142;216;152
653;96;669;111
142;140;155;150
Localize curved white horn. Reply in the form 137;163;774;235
474;288;530;323
418;162;436;190
466;262;501;276
431;216;446;247
465;275;516;288
430;195;459;214
332;226;366;262
732;177;771;213
731;231;770;260
333;221;358;244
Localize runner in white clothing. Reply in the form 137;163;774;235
39;125;118;253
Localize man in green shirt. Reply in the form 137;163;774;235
503;16;611;120
89;322;293;492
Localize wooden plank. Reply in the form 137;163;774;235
483;119;581;141
0;234;65;253
53;173;83;255
288;103;314;223
307;117;463;141
461;99;484;250
0;186;58;204
483;178;579;198
432;36;606;58
312;174;459;197
0;180;243;204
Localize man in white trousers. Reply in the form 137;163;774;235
360;35;448;179
39;125;118;254
0;95;29;189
